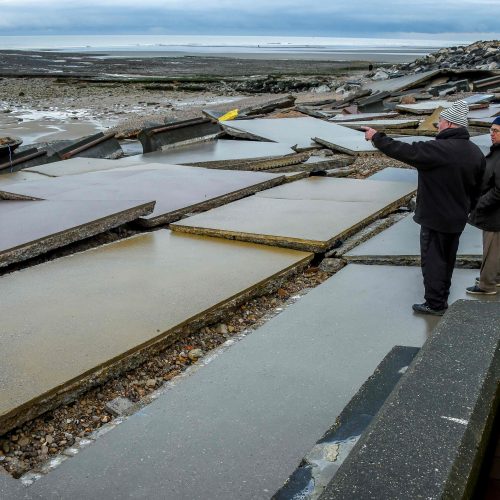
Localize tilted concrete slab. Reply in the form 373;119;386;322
338;119;419;130
0;230;312;435
116;140;296;169
368;167;418;184
329;112;399;122
23;265;496;500
345;215;482;266
395;100;452;114
255;177;416;203
362;70;442;94
0;199;155;267
321;299;500;500
0;167;284;226
468;104;500;119
172;178;416;252
221;117;377;154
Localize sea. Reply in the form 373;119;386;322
0;34;478;60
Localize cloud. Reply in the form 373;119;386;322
0;0;498;37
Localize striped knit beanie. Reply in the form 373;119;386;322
439;100;469;127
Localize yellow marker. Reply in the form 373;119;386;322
218;109;239;121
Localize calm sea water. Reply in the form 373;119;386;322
0;35;471;56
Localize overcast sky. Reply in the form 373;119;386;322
0;0;499;38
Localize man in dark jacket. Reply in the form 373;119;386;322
362;100;485;316
467;116;500;295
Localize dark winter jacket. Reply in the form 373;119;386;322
372;127;485;233
469;143;500;232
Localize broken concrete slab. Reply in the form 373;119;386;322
368;167;418;184
0;167;284;226
203;95;295;120
49;132;122;160
362;70;442;94
344;215;481;266
116;139;300;170
0;229;312;435
468;104;500;119
0;199;155;267
172;178;415;252
320;299;500;500
396;100;452;114
24;157;126;177
417;106;443;131
24;266;495;500
255;177;416;203
221;117;377;154
0;147;51;174
338;119;420;130
138;118;222;153
329;112;399;122
173;197;403;252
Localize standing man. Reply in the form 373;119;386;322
362;100;485;316
466;116;500;295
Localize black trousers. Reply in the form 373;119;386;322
420;226;461;310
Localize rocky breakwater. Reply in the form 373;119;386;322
400;40;500;72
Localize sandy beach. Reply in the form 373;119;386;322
0;49;381;147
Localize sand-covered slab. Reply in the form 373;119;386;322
0;199;155;267
172;178;416;252
0;230;312;435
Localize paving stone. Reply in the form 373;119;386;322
172;178;415;252
0;229;312;435
0;199;155;267
24;266;496;500
345;214;482;266
0;166;284;226
320;299;500;500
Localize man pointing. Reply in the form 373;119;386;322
362;100;485;316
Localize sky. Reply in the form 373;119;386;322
0;0;499;39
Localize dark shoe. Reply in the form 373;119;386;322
412;303;447;316
466;285;497;295
475;277;500;287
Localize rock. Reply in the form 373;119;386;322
105;396;135;417
18;437;30;447
311;84;331;93
216;323;228;335
45;435;54;445
400;95;416;105
187;349;203;361
372;70;389;81
146;378;157;388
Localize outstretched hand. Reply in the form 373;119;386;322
361;126;377;141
